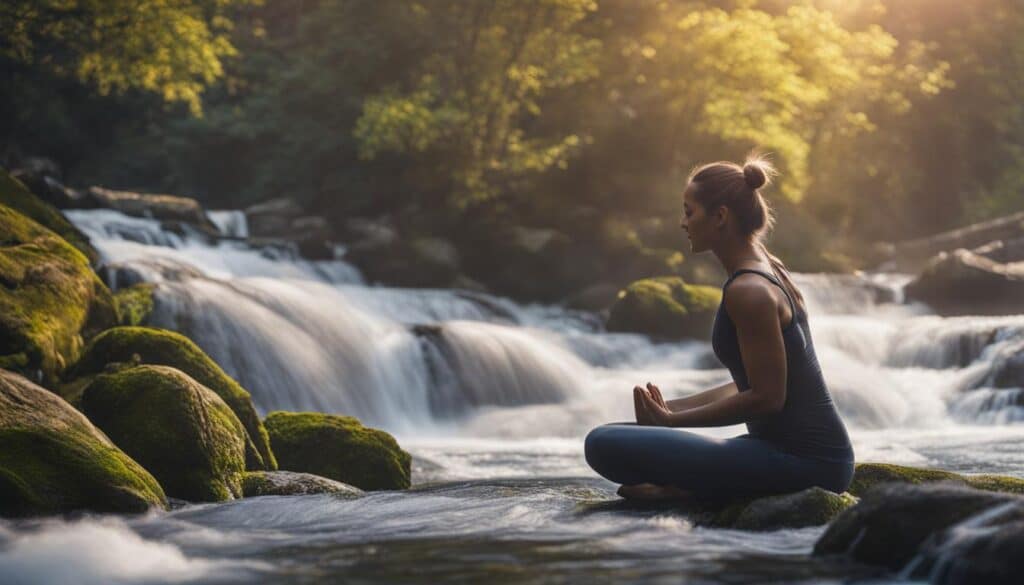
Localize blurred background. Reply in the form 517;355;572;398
4;0;1022;302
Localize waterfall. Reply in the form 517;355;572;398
66;209;1024;437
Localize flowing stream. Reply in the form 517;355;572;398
3;209;1024;584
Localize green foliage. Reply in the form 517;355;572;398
83;365;247;502
0;0;249;115
265;411;412;491
73;326;277;471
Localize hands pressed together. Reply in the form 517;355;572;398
634;382;673;426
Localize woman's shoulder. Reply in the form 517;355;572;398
721;275;780;322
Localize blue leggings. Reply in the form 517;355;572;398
584;422;854;498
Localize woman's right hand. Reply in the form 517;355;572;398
634;386;652;425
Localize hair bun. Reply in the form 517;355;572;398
743;162;767;190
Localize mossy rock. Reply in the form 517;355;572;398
850;462;1024;497
0;168;97;263
0;368;166;517
0;204;117;387
606;277;721;340
703;487;858;531
241;470;363;498
71;326;275;471
82;365;248;502
113;284;155;326
265;411;412;491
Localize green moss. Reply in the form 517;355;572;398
606;277;721;340
113;284;155;326
265;411;412;491
72;326;276;471
850;462;1024;497
0;168;97;263
0;369;166;517
82;365;248;502
0;204;117;386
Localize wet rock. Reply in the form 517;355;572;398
241;471;363;498
606;277;721;341
0;369;167;517
83;365;248;502
265;411;412;491
565;283;623;312
909;501;1024;585
814;482;1019;570
347;235;461;288
84;186;217;230
0;197;117;386
244;197;304;237
71;327;276;471
904;249;1024;316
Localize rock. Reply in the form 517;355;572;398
9;166;90;212
347;235;461;288
82;365;248;502
814;482;1019;570
241;471;363;498
244;197;304;237
1;168;97;263
606;277;721;341
909;503;1024;585
705;487;858;531
265;411;412;491
565;283;623;312
70;327;276;471
0;203;117;386
113;284;155;327
849;462;1024;497
84;186;217;230
341;216;398;248
904;248;1024;316
990;341;1024;389
0;369;167;517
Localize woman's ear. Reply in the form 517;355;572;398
715;205;729;230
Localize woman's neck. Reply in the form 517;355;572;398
714;238;769;276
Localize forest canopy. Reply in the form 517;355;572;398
2;0;1022;258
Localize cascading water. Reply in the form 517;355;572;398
63;208;1024;442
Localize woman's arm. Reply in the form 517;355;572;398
640;278;787;427
664;380;738;412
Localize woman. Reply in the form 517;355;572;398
584;155;855;501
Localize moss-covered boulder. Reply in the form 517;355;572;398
701;487;857;531
82;365;248;502
265;411;412;491
606;277;721;340
0;204;117;386
241;471;364;498
71;326;275;471
0;368;166;517
113;284;155;327
0;168;97;263
850;462;1024;497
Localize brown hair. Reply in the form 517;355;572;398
688;153;805;314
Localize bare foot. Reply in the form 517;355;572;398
616;483;694;501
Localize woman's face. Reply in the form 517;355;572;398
680;182;717;253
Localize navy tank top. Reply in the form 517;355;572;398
711;269;855;463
